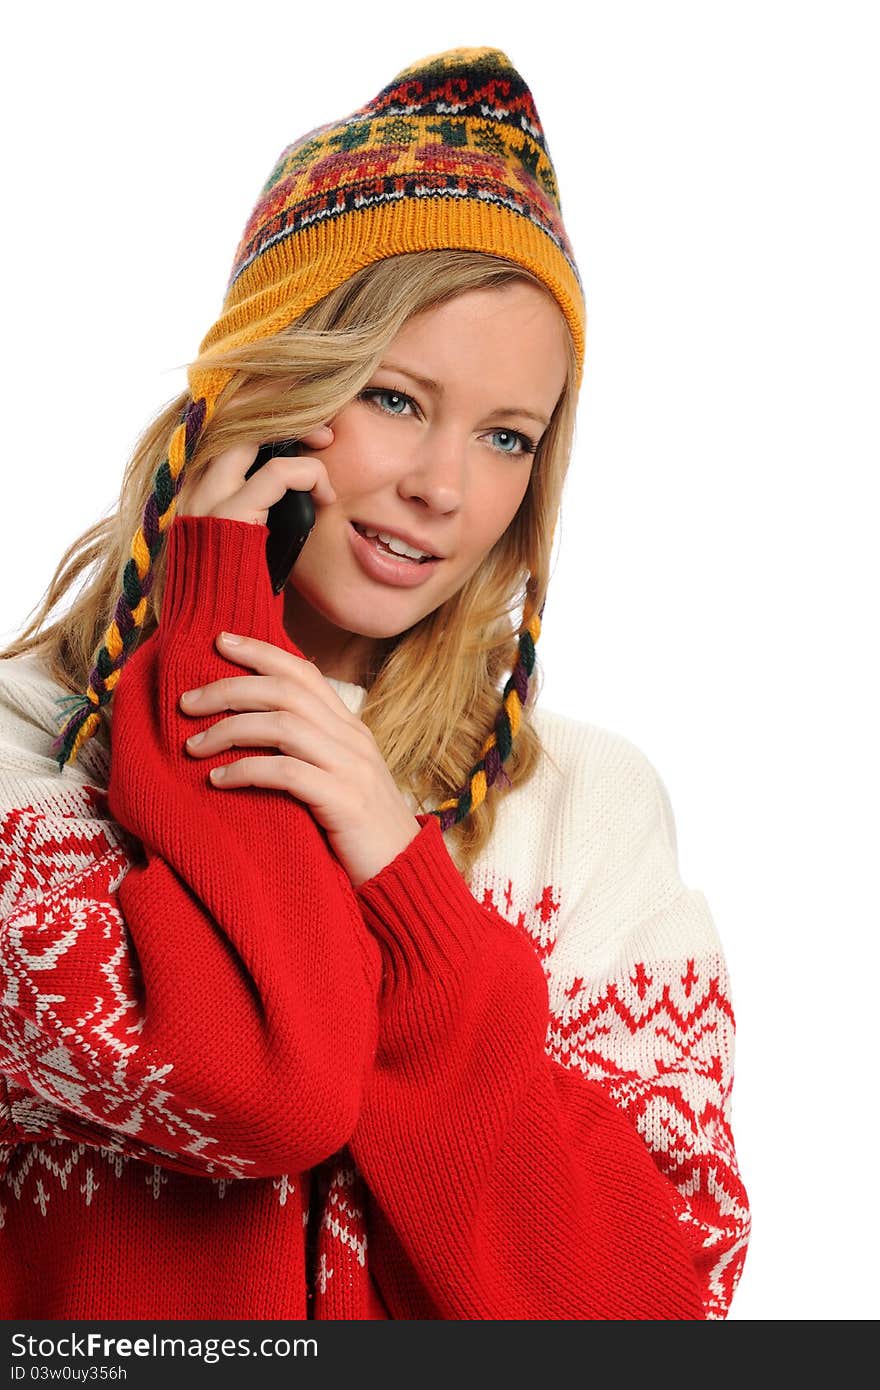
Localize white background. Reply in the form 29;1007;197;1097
2;1;877;1320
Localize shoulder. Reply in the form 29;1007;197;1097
0;655;135;921
478;696;684;894
0;651;61;762
530;700;680;863
474;699;724;980
545;703;726;972
0;651;111;798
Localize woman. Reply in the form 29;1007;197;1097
0;46;750;1319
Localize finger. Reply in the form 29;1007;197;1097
211;634;361;718
186;711;357;788
180;669;350;745
180;676;296;716
207;441;263;490
242;452;337;511
186;710;305;757
208;754;330;807
175;441;261;519
297;424;334;447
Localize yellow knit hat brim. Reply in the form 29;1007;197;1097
189;197;585;408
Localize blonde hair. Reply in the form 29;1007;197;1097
0;249;579;886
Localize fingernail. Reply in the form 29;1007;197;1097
219;632;242;645
186;732;205;746
180;688;202;704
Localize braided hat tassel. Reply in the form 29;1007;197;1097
431;602;544;831
52;395;210;769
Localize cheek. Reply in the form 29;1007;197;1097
468;474;530;550
321;408;387;492
445;486;527;591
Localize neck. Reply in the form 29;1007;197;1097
282;585;387;686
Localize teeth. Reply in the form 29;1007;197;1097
357;524;433;561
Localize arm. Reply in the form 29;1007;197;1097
0;515;381;1180
347;751;750;1320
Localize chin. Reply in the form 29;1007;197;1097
283;584;412;641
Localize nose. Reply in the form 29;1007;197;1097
397;426;466;514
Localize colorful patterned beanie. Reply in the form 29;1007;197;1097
53;45;586;832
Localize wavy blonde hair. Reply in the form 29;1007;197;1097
0;249;579;886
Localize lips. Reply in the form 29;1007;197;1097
352;521;437;563
347;520;441;588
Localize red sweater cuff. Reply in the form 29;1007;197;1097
160;514;304;658
354;813;514;986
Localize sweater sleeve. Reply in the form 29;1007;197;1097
0;515;381;1181
346;746;750;1320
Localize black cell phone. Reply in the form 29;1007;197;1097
243;439;316;594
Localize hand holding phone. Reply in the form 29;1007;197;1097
175;425;336;595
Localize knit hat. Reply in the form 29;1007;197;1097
53;45;586;832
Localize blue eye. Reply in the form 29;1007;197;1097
358;387;538;457
491;429;534;455
360;388;413;416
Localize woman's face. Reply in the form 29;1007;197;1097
282;280;570;683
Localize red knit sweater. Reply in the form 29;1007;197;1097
0;515;748;1319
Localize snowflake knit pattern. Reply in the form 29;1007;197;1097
0;515;750;1319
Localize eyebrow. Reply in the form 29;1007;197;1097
378;362;551;429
